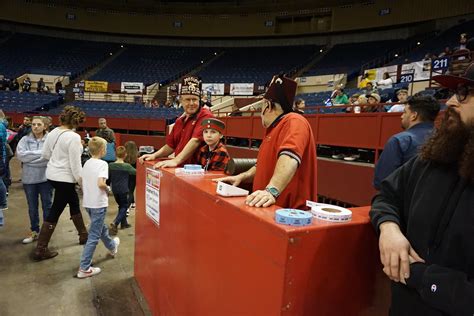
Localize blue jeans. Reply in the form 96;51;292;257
23;182;53;233
113;193;129;227
0;176;7;210
79;207;116;271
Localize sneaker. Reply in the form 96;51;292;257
343;155;360;162
120;223;132;229
110;237;120;257
331;154;344;160
77;266;101;279
22;231;39;244
130;203;136;210
109;223;118;236
126;208;130;217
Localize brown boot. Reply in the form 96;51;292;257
109;223;118;236
33;222;59;261
71;213;88;245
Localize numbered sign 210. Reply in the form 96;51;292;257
432;57;450;71
398;72;414;84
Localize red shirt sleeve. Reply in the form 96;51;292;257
276;116;310;165
166;118;182;149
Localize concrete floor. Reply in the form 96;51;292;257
0;158;151;316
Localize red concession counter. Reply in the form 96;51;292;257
134;161;389;315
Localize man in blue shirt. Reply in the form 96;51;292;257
373;95;440;190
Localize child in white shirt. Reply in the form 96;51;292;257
77;137;119;279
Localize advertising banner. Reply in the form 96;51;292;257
202;83;225;96
367;60;430;85
366;65;397;83
121;82;144;94
230;83;254;96
84;81;108;93
401;61;430;81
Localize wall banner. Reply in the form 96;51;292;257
84;81;108;92
121;82;144;94
202;83;225;96
230;83;254;96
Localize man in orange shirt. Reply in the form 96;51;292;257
216;75;317;209
139;76;213;168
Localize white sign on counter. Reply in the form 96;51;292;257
145;168;161;227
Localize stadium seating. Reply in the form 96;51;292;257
197;45;320;85
304;40;405;79
297;84;411;109
45;101;184;120
391;19;474;64
0;34;117;79
0;91;62;113
91;46;216;85
0;31;11;41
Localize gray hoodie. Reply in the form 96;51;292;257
16;132;48;184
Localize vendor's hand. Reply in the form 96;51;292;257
153;159;178;169
245;190;276;208
139;154;155;164
212;174;243;187
379;222;425;285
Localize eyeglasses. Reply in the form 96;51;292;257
451;84;474;103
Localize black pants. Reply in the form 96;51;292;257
128;175;136;205
113;192;129;227
46;180;81;223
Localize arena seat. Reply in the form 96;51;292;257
0;91;62;113
297;91;332;106
197;45;320;84
304;40;405;79
390;19;474;64
91;46;215;85
0;34;117;79
44;101;184;120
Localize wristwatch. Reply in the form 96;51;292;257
265;186;280;199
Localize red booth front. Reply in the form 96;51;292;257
134;161;389;315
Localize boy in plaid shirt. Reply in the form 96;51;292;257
198;118;230;171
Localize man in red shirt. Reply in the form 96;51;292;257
215;75;317;209
139;76;213;168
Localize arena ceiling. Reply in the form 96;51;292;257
27;0;372;14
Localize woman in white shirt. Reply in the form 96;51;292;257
33;106;87;261
377;72;394;89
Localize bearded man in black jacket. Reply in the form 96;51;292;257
370;63;474;316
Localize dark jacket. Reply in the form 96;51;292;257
373;122;434;190
10;125;31;153
370;156;474;316
109;162;136;195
